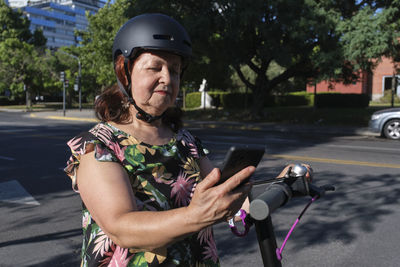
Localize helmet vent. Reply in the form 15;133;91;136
153;34;174;41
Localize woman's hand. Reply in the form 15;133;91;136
187;167;254;228
277;163;313;182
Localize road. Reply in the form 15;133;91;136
0;111;399;267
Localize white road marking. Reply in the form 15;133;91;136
0;155;15;161
0;180;40;205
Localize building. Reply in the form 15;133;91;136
7;0;104;49
307;57;400;100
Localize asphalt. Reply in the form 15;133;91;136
0;108;375;137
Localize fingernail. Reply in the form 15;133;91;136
248;166;256;172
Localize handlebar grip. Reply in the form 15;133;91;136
249;183;292;221
308;183;336;198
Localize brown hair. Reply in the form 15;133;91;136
95;54;183;132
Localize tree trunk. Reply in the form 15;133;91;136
25;86;32;111
251;76;269;118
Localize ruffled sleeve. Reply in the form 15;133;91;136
176;129;208;159
64;124;119;192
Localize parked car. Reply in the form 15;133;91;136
369;108;400;140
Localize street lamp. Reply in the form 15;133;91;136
59;50;82;111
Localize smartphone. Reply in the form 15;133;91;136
216;145;265;186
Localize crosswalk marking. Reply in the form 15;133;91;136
0;180;40;206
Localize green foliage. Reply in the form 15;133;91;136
0;0;32;42
315;93;370;108
0;0;47;106
276;92;314;107
185;92;201;108
76;0;131;92
220;92;251;109
338;5;400;71
373;90;400;104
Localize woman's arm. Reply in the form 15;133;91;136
77;152;254;251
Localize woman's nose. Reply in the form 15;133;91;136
159;67;172;84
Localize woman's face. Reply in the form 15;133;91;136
130;51;181;116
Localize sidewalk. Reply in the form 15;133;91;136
1;108;375;137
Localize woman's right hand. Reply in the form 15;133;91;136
187;167;254;228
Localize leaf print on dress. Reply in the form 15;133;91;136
119;135;140;146
176;129;200;158
108;141;127;162
199;227;219;263
82;211;91;230
182;157;201;180
202;234;218;263
67;137;85;154
130;252;148;267
171;170;195;207
152;165;173;185
120;135;156;156
137;176;170;210
198;227;213;245
108;246;134;267
144;246;167;264
125;145;146;168
93;230;112;258
89;123;114;145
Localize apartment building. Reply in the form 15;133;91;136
7;0;104;49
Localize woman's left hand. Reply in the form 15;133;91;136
277;163;313;182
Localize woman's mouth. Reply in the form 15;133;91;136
155;91;170;96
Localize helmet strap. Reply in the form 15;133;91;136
118;58;165;123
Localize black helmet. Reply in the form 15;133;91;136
112;13;192;63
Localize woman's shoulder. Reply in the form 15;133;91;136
68;121;119;144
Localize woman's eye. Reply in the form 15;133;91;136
148;66;161;71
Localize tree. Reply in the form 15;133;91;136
0;38;42;107
129;0;348;115
0;0;46;107
76;0;131;96
79;0;400;114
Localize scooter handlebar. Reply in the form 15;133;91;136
249;183;292;221
250;180;335;221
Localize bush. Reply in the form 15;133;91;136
374;91;400;104
185;91;314;109
315;93;370;108
0;96;20;105
185;91;248;109
221;92;251;109
275;92;313;106
185;92;201;108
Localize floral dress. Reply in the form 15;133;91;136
64;122;220;267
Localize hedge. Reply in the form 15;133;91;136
275;92;314;106
185;91;369;109
185;92;251;109
315;93;370;108
0;96;21;105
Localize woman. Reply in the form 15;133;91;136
65;13;254;266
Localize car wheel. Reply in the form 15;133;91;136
383;119;400;140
